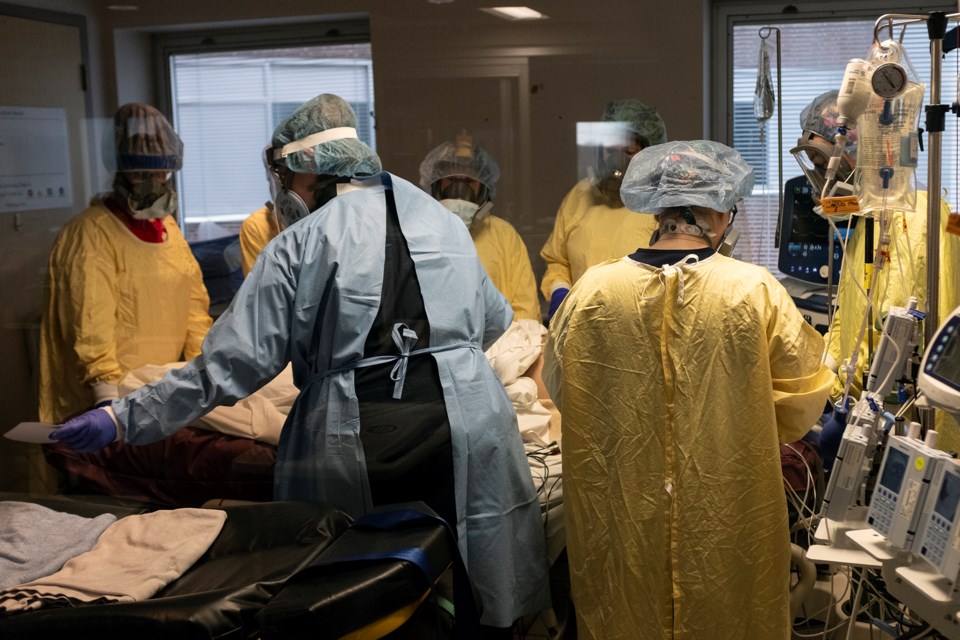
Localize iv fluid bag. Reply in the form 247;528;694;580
754;39;775;122
856;84;922;216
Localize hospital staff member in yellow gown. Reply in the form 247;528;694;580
239;203;280;275
544;140;833;640
540;99;666;319
795;91;960;450
39;103;212;424
420;133;541;321
239;145;283;275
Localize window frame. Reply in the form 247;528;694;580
709;1;956;144
709;0;957;278
153;17;373;227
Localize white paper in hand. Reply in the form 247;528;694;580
4;422;57;443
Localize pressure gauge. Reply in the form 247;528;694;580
871;62;908;99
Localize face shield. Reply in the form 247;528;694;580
273;173;347;230
578;122;643;208
790;130;855;207
595;143;643;207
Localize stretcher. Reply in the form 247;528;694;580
0;497;461;639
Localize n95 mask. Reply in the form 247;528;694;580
441;198;492;228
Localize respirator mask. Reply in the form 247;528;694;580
273;173;349;230
649;206;740;255
790;131;856;217
433;176;492;228
594;147;633;208
115;172;177;220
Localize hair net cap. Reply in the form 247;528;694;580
620;140;755;215
601;99;667;147
799;90;858;155
111;103;183;172
419;138;500;198
271;94;382;178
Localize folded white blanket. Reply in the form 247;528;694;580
0;502;117;589
0;508;227;614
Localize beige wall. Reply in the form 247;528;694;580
0;0;707;452
91;0;708;272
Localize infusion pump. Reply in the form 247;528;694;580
852;306;960;640
918;311;960;413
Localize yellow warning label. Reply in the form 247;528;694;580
821;196;860;216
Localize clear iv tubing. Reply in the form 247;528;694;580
819;131;849;202
839;201;893;408
823;215;856;364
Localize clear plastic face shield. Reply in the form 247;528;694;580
266;127;361;229
577;121;643;208
790;131;856;206
265;148;343;230
265;146;302;229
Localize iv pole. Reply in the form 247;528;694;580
873;11;958;431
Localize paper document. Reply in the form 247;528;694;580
4;422;57;443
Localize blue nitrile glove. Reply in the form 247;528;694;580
50;408;117;453
819;399;850;474
548;288;569;321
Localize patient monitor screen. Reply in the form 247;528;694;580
778;176;854;284
935;471;960;520
931;330;960;388
879;448;909;493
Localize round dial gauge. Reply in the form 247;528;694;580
871;63;908;99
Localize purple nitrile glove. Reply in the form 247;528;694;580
49;408;117;453
548;287;569;321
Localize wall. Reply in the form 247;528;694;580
81;0;707;287
0;0;707;492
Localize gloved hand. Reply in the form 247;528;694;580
819;399;850;474
548;288;569;321
49;408;118;453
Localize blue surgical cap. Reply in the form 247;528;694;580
620;140;755;214
271;94;382;178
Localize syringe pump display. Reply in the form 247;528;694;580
914;458;960;583
867;435;950;549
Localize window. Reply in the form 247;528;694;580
714;3;959;278
166;38;374;225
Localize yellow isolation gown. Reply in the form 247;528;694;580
239;204;280;276
471;213;541;322
544;252;832;639
539;177;659;299
39;199;212;423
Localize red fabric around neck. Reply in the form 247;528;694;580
104;196;166;243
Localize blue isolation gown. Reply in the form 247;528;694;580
112;173;551;626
